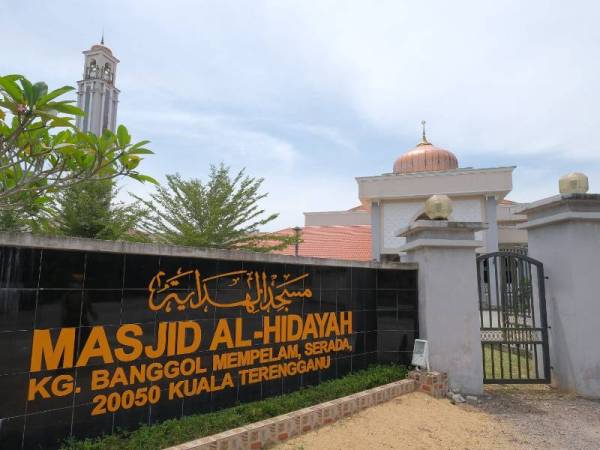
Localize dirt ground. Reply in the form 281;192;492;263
275;386;600;450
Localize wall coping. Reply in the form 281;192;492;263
396;220;487;238
518;194;600;229
399;239;484;252
356;166;515;202
356;166;515;182
519;193;600;215
518;211;600;229
0;232;418;270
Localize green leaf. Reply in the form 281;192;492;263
20;78;34;105
32;82;48;101
0;99;16;111
129;173;159;184
116;125;131;146
38;85;71;106
48;117;76;128
0;76;24;103
36;109;58;119
128;156;141;169
33;196;51;205
129;140;151;149
76;131;97;146
128;147;153;155
83;152;96;168
3;74;23;82
45;101;83;115
53;143;76;150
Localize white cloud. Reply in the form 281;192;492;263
288;123;358;155
120;109;299;170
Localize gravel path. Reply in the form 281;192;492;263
478;385;600;449
275;386;600;450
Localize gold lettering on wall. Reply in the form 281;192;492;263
24;265;361;421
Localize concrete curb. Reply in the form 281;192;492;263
165;378;416;450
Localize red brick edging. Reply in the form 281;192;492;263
165;378;416;450
408;370;448;399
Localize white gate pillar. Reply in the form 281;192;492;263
520;193;600;398
398;220;485;394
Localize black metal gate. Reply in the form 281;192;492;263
477;252;550;384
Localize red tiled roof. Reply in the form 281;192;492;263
274;225;372;261
499;199;516;205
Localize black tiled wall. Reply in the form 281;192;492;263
0;246;418;449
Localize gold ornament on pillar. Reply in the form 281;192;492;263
559;172;589;194
424;194;453;220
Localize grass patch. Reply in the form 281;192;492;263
483;344;536;379
62;364;407;450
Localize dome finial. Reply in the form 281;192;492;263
393;123;459;173
419;120;430;146
101;28;104;45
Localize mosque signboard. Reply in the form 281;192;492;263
0;243;418;449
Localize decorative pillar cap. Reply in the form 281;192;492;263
425;194;453;220
396;220;487;252
559;172;589;194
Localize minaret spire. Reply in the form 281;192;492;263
418;120;430;146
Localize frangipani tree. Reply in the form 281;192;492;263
0;74;156;211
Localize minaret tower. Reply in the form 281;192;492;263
76;37;120;135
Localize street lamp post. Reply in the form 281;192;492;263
293;226;302;257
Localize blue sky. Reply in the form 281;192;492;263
2;1;599;229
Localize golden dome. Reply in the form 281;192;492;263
393;122;459;174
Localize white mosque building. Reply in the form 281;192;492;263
278;124;528;262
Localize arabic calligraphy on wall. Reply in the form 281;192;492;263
148;268;313;313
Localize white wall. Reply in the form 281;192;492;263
413;245;484;394
498;226;528;244
400;222;484;394
381;197;484;253
528;219;600;397
381;200;423;251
